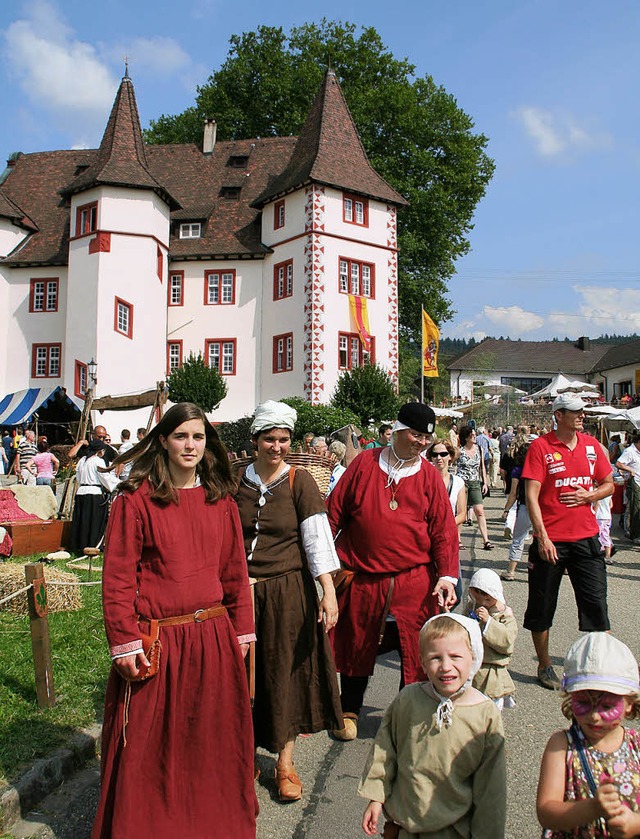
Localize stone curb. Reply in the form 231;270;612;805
0;724;101;833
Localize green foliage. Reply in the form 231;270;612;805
217;415;254;455
280;397;360;440
145;20;495;341
331;363;400;427
166;353;227;413
398;336;451;405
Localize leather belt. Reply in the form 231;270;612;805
139;604;226;627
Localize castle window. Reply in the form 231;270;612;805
168;271;184;306
205;270;236;305
274;199;285;230
228;155;249;168
205;339;236;375
273;333;293;373
75;201;97;236
273;260;293;300
338;258;375;298
180;223;201;239
29;278;59;312
220;186;241;199
114;297;133;339
343;193;368;227
74;360;88;398
338;332;375;370
167;341;183;374
32;343;61;378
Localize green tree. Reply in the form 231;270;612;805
280;397;360;441
146;20;494;341
166;353;227;413
331;362;400;427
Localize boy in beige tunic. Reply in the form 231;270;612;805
359;614;506;839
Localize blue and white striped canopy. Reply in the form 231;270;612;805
0;387;82;426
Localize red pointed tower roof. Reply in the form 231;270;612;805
61;70;179;208
253;69;407;208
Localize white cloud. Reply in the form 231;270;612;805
4;2;117;114
547;285;640;334
108;37;191;78
482;305;544;333
512;106;613;158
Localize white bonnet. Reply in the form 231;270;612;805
469;568;505;608
250;400;297;435
422;612;484;680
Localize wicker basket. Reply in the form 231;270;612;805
231;453;334;497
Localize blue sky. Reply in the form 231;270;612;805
1;0;639;342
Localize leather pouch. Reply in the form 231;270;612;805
128;618;161;681
332;567;355;594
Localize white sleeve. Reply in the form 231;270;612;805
300;513;341;578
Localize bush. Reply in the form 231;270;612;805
331;363;400;428
166;353;227;413
280;397;360;442
217;415;254;455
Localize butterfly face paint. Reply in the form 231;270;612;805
570;691;627;724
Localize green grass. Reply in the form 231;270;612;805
0;555;109;784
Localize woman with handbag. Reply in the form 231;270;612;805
92;403;256;839
456;425;494;550
234;400;343;802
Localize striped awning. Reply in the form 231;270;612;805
0;387;82;425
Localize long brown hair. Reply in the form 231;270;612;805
111;403;234;504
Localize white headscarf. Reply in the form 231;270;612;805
422;613;484;730
250;400;297;435
469;568;506;610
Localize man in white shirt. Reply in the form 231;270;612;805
616;431;640;541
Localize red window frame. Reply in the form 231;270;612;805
157;246;163;281
338;257;375;299
31;343;62;378
343;193;369;227
338;332;376;371
273;259;293;300
168;271;184;306
272;332;294;373
75;201;97;237
166;340;183;374
204;270;236;305
114;297;133;339
29;278;59;312
205;338;237;376
274;199;285;230
74;360;88;399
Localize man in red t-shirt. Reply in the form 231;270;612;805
522;393;613;690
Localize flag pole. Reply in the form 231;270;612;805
420;307;425;404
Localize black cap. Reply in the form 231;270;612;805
88;438;105;453
397;403;436;435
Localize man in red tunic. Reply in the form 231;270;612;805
327;403;459;740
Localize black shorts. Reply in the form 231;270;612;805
523;536;610;633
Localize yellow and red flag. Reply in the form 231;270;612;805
349;294;372;353
422;308;439;378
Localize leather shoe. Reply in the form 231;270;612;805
333;713;358;741
275;765;302;801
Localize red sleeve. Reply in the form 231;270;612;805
102;493;144;652
521;438;546;482
219;498;255;638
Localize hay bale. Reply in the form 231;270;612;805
0;564;83;616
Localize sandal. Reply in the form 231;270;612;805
500;571;515;581
483;541;494;551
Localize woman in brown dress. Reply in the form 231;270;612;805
235;400;343;802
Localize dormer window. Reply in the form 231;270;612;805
220;186;241;200
75;201;97;236
343;193;368;227
227;155;249;168
180;222;201;239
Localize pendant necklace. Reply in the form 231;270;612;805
385;445;417;511
389;484;399;511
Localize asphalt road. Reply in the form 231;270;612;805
9;492;640;839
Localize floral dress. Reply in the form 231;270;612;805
543;726;640;838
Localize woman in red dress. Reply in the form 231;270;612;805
92;403;256;839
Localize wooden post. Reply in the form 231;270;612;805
25;563;56;709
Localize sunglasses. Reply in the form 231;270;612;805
430;451;450;459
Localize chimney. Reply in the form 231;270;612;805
203;119;217;155
576;336;591;352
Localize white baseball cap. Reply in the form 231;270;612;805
562;632;639;695
552;393;587;412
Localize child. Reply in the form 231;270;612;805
595;494;614;564
468;568;518;710
359;614;506;838
537;632;640;838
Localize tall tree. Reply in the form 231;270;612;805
146;20;494;341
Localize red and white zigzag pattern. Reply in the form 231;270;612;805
303;185;326;403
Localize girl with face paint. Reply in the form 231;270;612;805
536;633;640;838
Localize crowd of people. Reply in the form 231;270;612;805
3;396;640;837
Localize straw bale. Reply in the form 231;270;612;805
0;564;82;616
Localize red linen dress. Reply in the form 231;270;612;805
92;483;256;839
327;450;459;683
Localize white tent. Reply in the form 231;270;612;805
529;373;598;399
431;406;464;419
